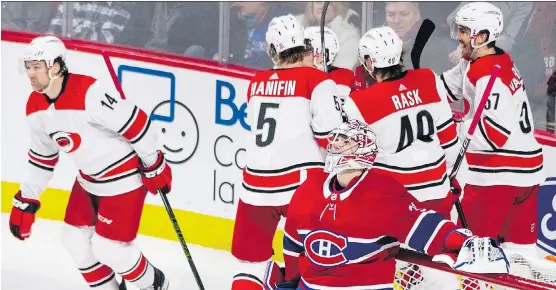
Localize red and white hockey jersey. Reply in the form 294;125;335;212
328;66;354;99
441;48;545;186
241;67;344;206
283;169;459;289
22;73;159;199
343;69;460;202
352;65;377;92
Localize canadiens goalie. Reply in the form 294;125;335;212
264;120;510;290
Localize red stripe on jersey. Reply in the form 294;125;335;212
373;160;447;188
231;275;264;289
100;154;139;179
350;69;443;124
315;137;328;149
480;117;510;149
243;168;302;189
120;254;148;282
436;120;458;148
466;151;543;169
28;152;59;167
329;67;354;87
80;263;114;286
120;107;149;143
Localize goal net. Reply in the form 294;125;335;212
394;249;556;290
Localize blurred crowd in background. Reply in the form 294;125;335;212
2;1;555;134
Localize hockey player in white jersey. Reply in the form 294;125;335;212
441;2;545;251
303;26;354;101
343;26;462;219
10;35;171;290
230;14;344;290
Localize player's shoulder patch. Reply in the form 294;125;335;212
57;73;97;111
26;91;50;116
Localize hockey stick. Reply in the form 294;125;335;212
411;19;435;69
320;1;331;73
101;51;206;290
449;64;502;228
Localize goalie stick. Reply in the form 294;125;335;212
411;19;435;69
320;1;331;73
450;64;502;229
101;51;206;290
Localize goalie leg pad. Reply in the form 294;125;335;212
61;224;119;289
91;234;157;289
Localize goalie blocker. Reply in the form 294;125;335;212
267;120;509;290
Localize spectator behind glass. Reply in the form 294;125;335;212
48;2;154;47
385;2;453;74
146;2;218;59
1;1;57;33
518;2;556;132
297;2;360;70
228;2;299;69
548;71;556;132
447;2;534;63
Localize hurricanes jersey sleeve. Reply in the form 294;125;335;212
85;81;159;166
20;114;60;200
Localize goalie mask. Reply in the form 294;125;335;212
304;26;340;71
324;120;379;174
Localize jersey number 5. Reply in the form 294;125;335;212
397;110;434;152
256;103;280;147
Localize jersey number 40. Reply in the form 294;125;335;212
397;110;434;153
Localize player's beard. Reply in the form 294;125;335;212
30;77;49;92
459;41;473;59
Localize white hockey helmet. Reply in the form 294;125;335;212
22;35;67;70
266;14;305;55
304;26;340;70
358;26;403;73
452;2;503;49
325;119;379;174
22;35;67;93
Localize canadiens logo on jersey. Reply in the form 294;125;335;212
303;230;348;267
300;229;400;268
49;131;82;153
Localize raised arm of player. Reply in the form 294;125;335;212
433;74;461;172
85;80;172;195
440;59;469;103
310;75;344;148
470;75;519;151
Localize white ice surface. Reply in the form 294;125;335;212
1;214;236;290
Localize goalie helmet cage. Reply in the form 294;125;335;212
395;249;556;290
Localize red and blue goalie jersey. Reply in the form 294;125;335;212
283;169;460;289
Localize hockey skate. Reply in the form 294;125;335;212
144;268;169;290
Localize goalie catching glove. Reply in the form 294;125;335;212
9;191;40;240
433;229;510;274
138;150;172;195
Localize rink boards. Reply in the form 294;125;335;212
2;30;556;260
